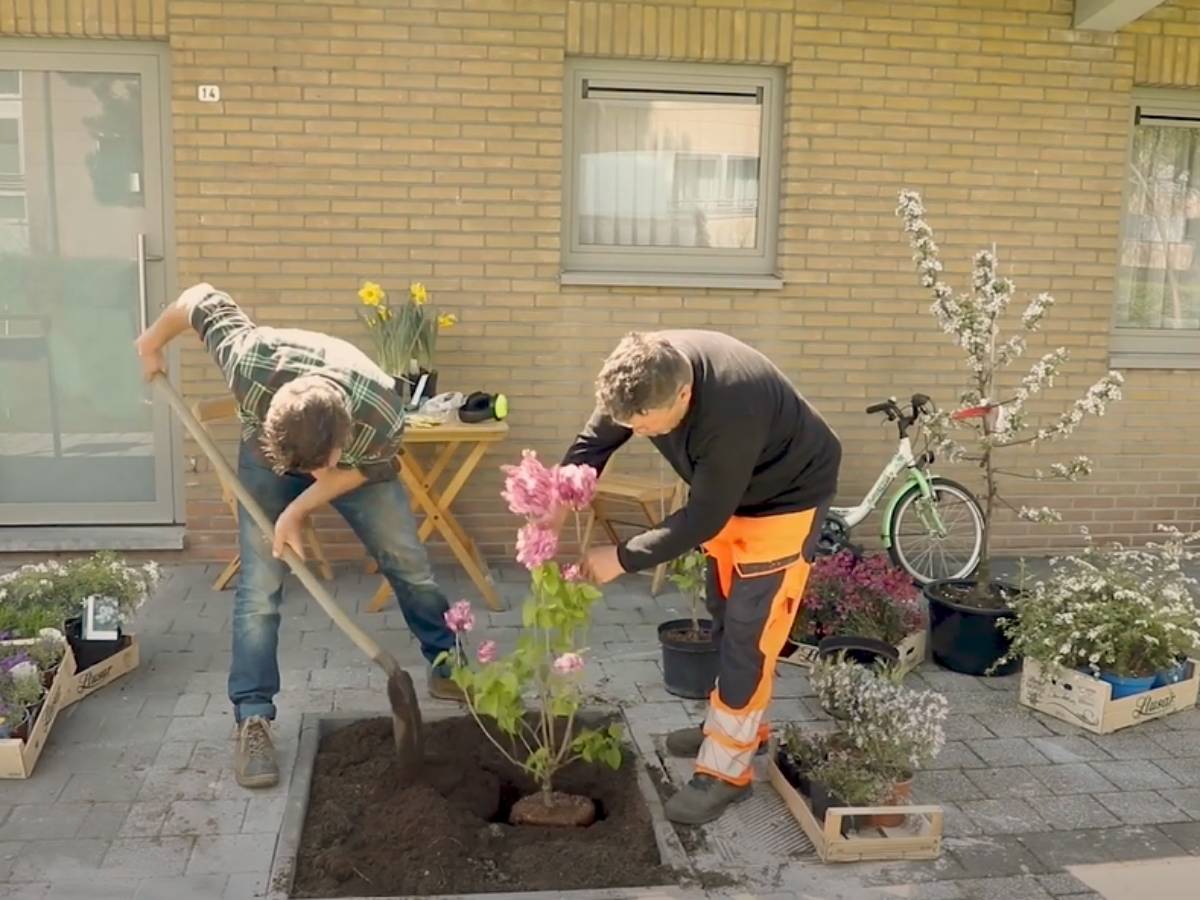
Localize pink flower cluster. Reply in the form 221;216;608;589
476;640;498;664
443;599;475;634
552;652;585;675
501;450;598;570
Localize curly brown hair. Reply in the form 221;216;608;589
595;332;692;422
260;376;352;473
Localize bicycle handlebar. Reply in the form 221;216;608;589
865;393;936;439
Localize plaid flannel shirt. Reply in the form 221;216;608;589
187;290;405;483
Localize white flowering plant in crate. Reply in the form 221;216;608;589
996;526;1200;681
896;191;1124;607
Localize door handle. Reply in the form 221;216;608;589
136;233;165;333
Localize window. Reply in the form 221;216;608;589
1112;90;1200;368
561;59;784;288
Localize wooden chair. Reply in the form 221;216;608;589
191;396;334;590
580;466;685;596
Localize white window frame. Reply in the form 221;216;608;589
1111;89;1200;370
561;58;784;290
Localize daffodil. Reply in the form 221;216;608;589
410;281;428;305
437;313;457;329
379;307;391;322
358;281;384;307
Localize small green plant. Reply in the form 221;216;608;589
27;635;66;673
780;724;831;773
810;749;893;806
668;548;707;637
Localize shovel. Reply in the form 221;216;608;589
152;375;424;779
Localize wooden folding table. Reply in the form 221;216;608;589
366;419;509;612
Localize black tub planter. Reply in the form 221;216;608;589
817;635;900;669
658;618;720;699
63;616;124;671
925;579;1021;677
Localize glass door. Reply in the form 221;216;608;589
0;44;176;525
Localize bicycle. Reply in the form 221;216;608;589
817;393;985;585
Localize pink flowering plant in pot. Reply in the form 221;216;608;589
437;450;623;827
793;551;924;647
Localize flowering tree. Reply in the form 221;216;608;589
896;191;1125;598
440;451;622;819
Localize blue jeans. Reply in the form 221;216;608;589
229;442;455;722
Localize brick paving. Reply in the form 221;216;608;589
0;562;1198;899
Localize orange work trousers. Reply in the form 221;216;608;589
694;505;825;787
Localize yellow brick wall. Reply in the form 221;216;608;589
2;0;1199;566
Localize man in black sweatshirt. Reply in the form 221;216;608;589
561;330;841;824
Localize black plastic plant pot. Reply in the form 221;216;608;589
658;618;720;700
816;635;900;668
64;616;124;671
809;780;856;837
924;579;1021;677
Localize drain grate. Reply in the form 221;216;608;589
657;741;816;866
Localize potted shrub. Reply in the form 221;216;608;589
776;725;832;798
657;549;720;699
0;659;46;741
440;450;623;827
27;633;67;689
997;526;1200;699
0;554;158;671
57;553;158;669
896;191;1124;676
791;550;924;670
356;279;457;405
807;748;891;836
808;655;948;826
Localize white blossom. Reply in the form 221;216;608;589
1022;292;1054;331
1019;506;1063;524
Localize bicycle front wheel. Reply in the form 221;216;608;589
887;477;984;584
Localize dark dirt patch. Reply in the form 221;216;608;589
290;715;674;897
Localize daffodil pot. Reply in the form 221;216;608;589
658;619;720;700
63;616;124;671
924;579;1020;677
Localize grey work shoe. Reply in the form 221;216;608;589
664;774;752;825
428;671;466;703
234;716;279;788
664;726;768;759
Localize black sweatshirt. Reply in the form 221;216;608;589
562;330;842;573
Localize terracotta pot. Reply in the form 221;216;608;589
865;776;913;828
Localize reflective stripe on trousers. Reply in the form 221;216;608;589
694;506;824;787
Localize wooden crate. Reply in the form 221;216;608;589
1019;658;1200;735
779;629;926;677
0;642;77;779
765;743;943;863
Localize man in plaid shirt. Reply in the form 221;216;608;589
136;283;462;789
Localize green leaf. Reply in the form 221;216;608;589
603;745;622;769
